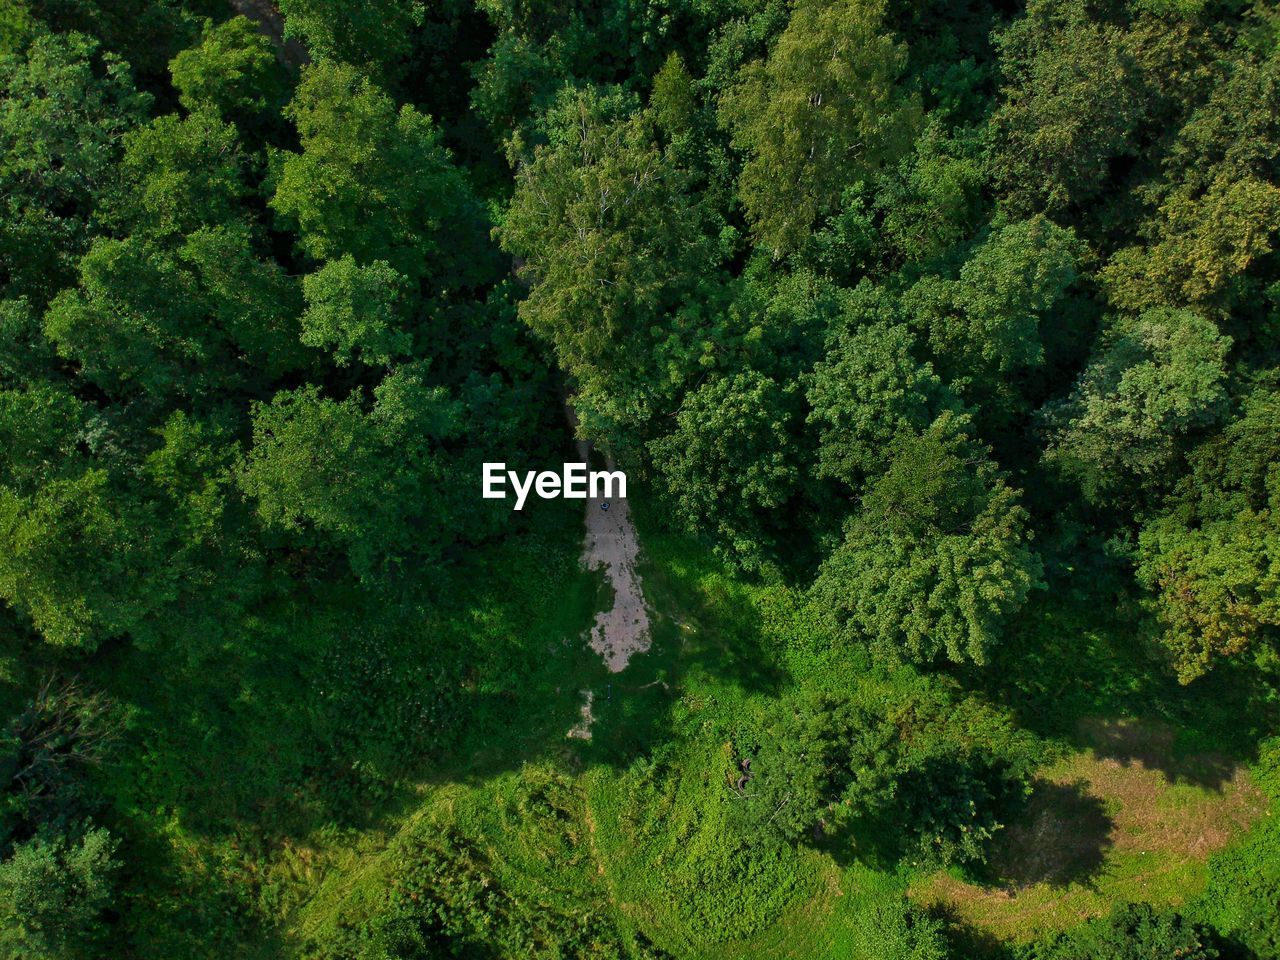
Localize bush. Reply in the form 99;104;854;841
1025;903;1219;960
0;823;118;960
1192;738;1280;958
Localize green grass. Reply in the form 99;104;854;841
911;720;1270;945
11;491;1272;958
282;505;930;959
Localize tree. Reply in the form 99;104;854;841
1136;388;1280;681
0;30;149;304
501;85;720;449
878;691;1036;871
169;16;285;125
807;317;951;491
279;0;423;78
271;60;491;288
873;118;985;266
0;825;118;960
1042;308;1231;508
0;384;85;492
1029;903;1218;960
718;0;919;255
990;0;1146;216
0;298;55;387
300;256;411;368
8;0;198;82
813;412;1041;666
1101;48;1280;315
239;367;474;580
0;677;116;847
734;692;897;845
106;110;247;239
43;226;302;401
904;217;1082;424
649;370;800;571
0;388;163;654
989;0;1214;218
0;468;160;651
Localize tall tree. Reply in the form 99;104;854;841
279;0;423;78
239;365;487;581
807;316;952;492
271;60;492;289
649;370;800;571
718;0;919;256
501;86;721;450
0;30;149;305
0;825;118;960
169;16;285;128
813;411;1041;667
1042;308;1231;508
1136;387;1280;681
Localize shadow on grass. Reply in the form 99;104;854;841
926;904;1018;960
968;582;1278;784
1078;716;1240;792
985;778;1114;889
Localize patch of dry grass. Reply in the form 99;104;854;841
909;717;1270;943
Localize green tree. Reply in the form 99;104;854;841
239;367;472;580
300;256;411;368
0;678;115;846
807;317;951;491
106;110;246;239
873;119;985;266
271;60;490;288
904;217;1082;423
0;825;118;960
0;30;149;304
649;370;799;570
1029;903;1218;960
1136;388;1280;681
279;0;423;77
44;226;302;400
1104;176;1280;314
735;692;897;845
1102;47;1280;315
501;86;720;449
0;298;55;387
0;468;159;651
718;0;919;255
813;412;1041;666
11;0;197;82
990;0;1213;217
169;16;285;125
1042;308;1231;507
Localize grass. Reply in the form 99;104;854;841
270;509;1279;957
285;507;926;959
9;487;1272;958
910;716;1270;945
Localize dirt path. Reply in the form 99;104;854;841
567;690;595;740
566;407;651;673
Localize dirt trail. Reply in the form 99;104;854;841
567;690;594;740
566;407;651;673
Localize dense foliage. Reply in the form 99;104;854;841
0;0;1278;958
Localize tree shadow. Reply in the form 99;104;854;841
926;903;1018;960
1078;717;1239;792
984;778;1114;889
967;580;1276;788
631;514;789;699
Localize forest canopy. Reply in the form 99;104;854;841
0;0;1278;959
